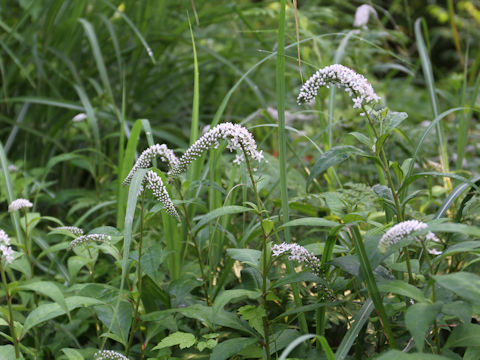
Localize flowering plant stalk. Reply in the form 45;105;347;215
0;229;20;358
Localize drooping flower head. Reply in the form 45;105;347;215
297;64;380;109
123;144;179;186
0;229;14;264
53;226;84;237
354;4;377;29
69;234;111;249
142;170;180;220
94;350;129;360
378;220;440;254
272;242;321;276
72;113;88;122
168;122;263;177
8;198;33;212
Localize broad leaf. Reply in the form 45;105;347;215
434;272;480;305
226;248;261;268
444;324;480;348
152;331;196;350
405;302;442;351
213;289;261;314
378;280;426;303
210;337;257;360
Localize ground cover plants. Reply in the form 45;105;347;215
1;0;480;359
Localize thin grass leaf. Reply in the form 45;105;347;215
78;18;113;100
414;18;449;176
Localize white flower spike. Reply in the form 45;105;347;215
354;4;377;29
272;242;321;276
143;170;180;220
94;350;129;360
8;198;33;212
378;220;440;254
168;122;263;176
69;234;111;249
0;229;14;264
53;226;84;237
297;64;380;109
123;144;179;186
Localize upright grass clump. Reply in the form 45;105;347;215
0;229;19;358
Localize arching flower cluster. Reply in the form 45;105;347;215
142;170;180;220
297;64;380;108
94;350;128;360
8;198;33;212
0;229;14;264
53;226;84;237
354;4;377;29
378;220;440;254
123;144;179;186
168;122;264;176
69;234;111;249
272;242;322;276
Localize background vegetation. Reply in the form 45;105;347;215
1;0;480;359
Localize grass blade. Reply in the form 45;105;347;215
0;141;23;246
335;299;374;360
414;18;450;182
277;0;308;335
350;225;397;348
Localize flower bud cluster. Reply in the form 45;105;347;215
272;242;322;276
297;64;380;108
123;144;179;186
168;123;264;176
143;170;180;220
94;350;128;360
8;198;33;212
54;226;84;237
0;229;14;264
378;220;440;254
69;234;111;249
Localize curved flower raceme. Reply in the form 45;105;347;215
53;226;84;237
0;229;14;264
122;144;179;186
94;350;129;360
143;170;180;220
272;242;321;276
297;64;380;108
354;4;377;28
8;198;33;212
378;220;440;254
69;234;111;249
168;122;264;177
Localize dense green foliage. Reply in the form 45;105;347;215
1;0;480;359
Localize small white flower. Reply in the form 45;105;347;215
8;164;18;172
168;122;263;177
123;144;179;186
297;64;380;109
354;4;377;29
53;226;84;237
0;229;14;264
72;113;88;122
8;198;33;212
427;248;442;256
94;350;129;360
272;242;321;276
69;234;111;249
378;220;439;254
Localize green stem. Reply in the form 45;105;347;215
242;146;271;360
350;226;397;349
176;184;211;305
1;264;20;358
24;209;33;278
126;194;145;356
